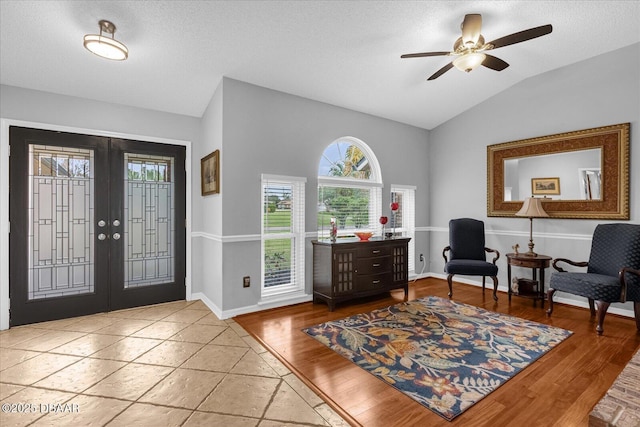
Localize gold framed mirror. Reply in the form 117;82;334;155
487;123;630;219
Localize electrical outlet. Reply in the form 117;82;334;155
243;276;250;288
419;253;424;262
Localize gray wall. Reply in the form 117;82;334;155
0;81;430;319
2;43;638;321
191;82;224;309
217;78;429;312
428;43;639;313
0;85;200;143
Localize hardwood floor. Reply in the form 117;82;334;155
234;278;640;427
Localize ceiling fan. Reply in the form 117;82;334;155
401;14;552;80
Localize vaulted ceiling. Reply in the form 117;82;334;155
1;1;638;130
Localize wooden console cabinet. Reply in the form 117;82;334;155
311;237;410;311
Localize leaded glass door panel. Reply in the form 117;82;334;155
9;127;185;326
109;138;185;311
28;144;96;299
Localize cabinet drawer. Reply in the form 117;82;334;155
509;258;538;268
357;245;390;258
357;273;392;290
356;256;391;275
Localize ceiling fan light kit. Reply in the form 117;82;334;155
83;20;128;61
401;14;552;80
453;52;486;72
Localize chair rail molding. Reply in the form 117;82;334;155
428;226;592;241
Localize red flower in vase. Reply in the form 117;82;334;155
390;202;399;211
379;216;388;225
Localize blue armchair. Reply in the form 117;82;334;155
443;218;500;301
547;223;640;335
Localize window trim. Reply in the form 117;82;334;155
317;176;383;188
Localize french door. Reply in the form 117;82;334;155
9;127;186;326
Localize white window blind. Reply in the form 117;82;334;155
261;174;305;296
391;185;416;273
317;181;381;239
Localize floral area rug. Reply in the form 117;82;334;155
302;296;572;421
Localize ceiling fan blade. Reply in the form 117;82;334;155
482;54;509;71
486;24;552;49
401;51;450;59
427;62;454;80
461;14;482;46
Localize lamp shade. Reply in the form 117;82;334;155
515;197;549;218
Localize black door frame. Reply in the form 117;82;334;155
8;126;187;326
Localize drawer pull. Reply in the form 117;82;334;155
372;250;381;254
372;263;381;267
372;280;380;284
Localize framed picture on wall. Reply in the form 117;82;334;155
201;150;220;195
531;177;560;195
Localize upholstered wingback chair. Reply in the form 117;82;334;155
443;218;500;301
547;223;640;335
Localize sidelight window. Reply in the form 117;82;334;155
390;185;416;273
261;174;306;297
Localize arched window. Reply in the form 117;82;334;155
317;137;382;238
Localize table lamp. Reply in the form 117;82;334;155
515;197;549;257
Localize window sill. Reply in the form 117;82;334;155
258;289;310;306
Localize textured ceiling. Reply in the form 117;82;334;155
1;1;638;130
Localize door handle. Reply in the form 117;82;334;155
112;233;121;241
98;233;107;241
113;219;121;227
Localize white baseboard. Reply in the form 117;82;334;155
190;291;313;320
193;274;634;321
550;295;634;319
422;273;634;319
190;292;224;319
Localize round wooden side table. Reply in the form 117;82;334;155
506;252;552;308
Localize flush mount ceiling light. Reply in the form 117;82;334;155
83;20;128;61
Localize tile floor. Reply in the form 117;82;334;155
0;300;349;427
